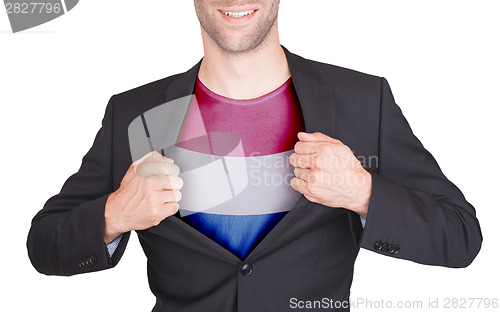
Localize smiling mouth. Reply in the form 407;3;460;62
219;9;257;18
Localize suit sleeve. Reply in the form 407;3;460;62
352;77;482;268
27;95;130;276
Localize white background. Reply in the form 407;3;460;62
1;0;499;311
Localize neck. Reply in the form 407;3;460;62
197;25;291;100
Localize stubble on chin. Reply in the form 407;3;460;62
195;1;280;55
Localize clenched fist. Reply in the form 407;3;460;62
104;151;184;244
289;132;372;219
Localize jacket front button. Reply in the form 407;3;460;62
240;263;253;276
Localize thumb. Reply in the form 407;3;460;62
130;151;174;177
134;151;173;167
297;132;340;143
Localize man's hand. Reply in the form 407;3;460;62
289;132;372;219
103;151;183;244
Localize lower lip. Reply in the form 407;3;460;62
218;10;258;24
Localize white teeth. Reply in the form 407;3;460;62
222;10;255;18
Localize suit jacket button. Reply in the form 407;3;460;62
80;258;88;267
89;256;97;265
240;263;253;276
374;241;383;250
387;244;394;254
381;242;389;252
393;245;400;254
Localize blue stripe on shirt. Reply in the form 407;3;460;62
183;212;288;259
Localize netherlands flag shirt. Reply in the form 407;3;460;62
175;77;305;259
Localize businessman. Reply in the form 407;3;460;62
27;1;482;311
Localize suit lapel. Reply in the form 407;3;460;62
153;46;337;261
283;46;336;137
246;47;337;257
163;60;201;102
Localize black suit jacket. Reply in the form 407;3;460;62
27;46;482;311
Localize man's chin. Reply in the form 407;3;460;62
215;36;267;55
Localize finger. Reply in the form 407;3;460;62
294;141;314;155
298;132;342;144
290;177;311;196
134;151;174;167
134;151;161;166
158;190;182;203
163;158;174;164
294;141;334;155
161;176;184;190
161;202;180;217
293;167;311;182
141;153;175;166
136;162;180;178
290;177;319;203
165;163;180;176
289;153;315;169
